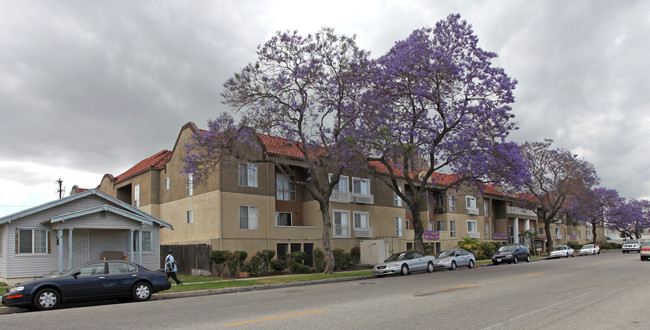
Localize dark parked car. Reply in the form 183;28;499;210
492;244;531;265
2;260;171;311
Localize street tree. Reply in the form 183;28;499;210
567;187;622;244
358;14;528;253
607;199;650;239
520;139;599;250
182;28;371;273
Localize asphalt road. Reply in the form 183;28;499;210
2;252;648;329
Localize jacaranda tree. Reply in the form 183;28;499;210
358;14;528;254
567;187;622;244
182;28;371;273
607;198;650;239
520;139;599;250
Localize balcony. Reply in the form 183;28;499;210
506;206;537;218
353;193;374;204
354;227;373;238
466;207;479;215
556;234;563;239
330;191;352;203
467;231;480;239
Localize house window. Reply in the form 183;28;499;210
395;217;403;237
17;229;49;254
555;227;560;237
333;210;350;238
240;206;259;230
436;220;447;231
132;230;153;252
394;187;403;207
276;212;292;226
276;174;296;201
352;177;370;195
353;212;369;229
467;220;477;233
331;174;349;192
578;230;581;238
238;163;258;187
434;194;444;207
484;200;489;217
450;221;456;237
428;222;434;231
164;177;170;190
134;184;140;207
539;227;544;235
466;196;477;209
186;173;194;196
187;210;193;224
448;195;456;212
405;220;411;230
277;243;288;260
485;223;490;239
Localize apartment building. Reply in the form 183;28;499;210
95;122;601;264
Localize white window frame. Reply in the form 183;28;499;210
276;174;296;201
539;227;545;235
187;210;193;224
164;177;170;190
331;174;349;193
395;217;403;237
353;211;370;229
17;228;49;254
449;194;456;212
436;220;447;231
186;173;194;196
450;221;456;237
133;230;153;252
428;222;434;231
405;220;411;230
467;220;477;233
483;200;489;217
485;223;490;239
333;210;350;238
466;196;477;209
238;163;258;187
240;206;259;230
394;187;403;207
134;184;140;207
276;212;292;227
352;177;371;195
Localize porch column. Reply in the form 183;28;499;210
137;230;142;264
129;229;134;262
514;218;519;244
57;229;64;274
68;228;74;270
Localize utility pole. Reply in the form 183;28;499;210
56;178;63;199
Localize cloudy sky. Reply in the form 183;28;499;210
1;0;649;217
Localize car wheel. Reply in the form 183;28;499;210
33;288;60;311
513;256;518;264
450;261;457;270
376;275;385;278
571;253;574;258
468;260;474;269
641;256;646;261
132;282;152;302
492;261;498;265
426;261;434;273
526;255;531;262
400;264;410;276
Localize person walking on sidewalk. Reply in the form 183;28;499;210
165;250;182;285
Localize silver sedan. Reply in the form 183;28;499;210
433;248;476;270
373;251;436;277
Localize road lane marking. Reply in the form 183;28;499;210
224;309;326;326
526;272;546;276
438;284;478;292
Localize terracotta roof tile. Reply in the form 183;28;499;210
115;150;172;183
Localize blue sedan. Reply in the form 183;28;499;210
2;260;171;311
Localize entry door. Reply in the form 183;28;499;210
72;229;90;268
508;226;514;244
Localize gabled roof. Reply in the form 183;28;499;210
44;205;154;226
0;189;172;229
114;149;172;183
259;134;305;159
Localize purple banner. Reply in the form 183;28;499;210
493;233;508;240
569;235;577;241
423;230;439;240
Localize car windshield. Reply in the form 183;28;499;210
626;240;639;244
552;246;566;251
498;246;516;252
582;245;594;249
438;250;454;258
385;253;407;262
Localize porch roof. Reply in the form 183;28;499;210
42;204;154;226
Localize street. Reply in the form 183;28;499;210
1;252;648;329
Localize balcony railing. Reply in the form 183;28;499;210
466;207;479;215
354;227;373;238
506;206;537;217
330;191;352;203
353;193;374;204
467;231;480;239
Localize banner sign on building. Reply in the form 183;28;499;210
569;235;577;241
423;230;439;240
493;232;508;240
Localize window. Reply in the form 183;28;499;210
484;200;489;217
539;227;544;235
450;221;456;237
352;177;370;195
466;196;477;209
467;220;477;233
108;262;137;274
277;243;288;260
485;223;490;239
428;222;434;231
186;173;194;196
353;212;369;229
134;184;140;207
240;206;259;230
238;163;258;187
434;194;444;207
164;177;170;190
276;174;296;201
333;210;350;238
77;262;106;277
436;220;447;231
276;212;292;226
578;230;581;238
395;217;403;237
187;210;193;224
555;227;560;237
394;187;403;207
448;195;456;212
331;174;349;192
17;229;49;254
405;220;410;230
132;230;153;252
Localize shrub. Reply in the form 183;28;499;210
293;264;311;274
210;250;231;277
288;251;307;274
246;255;263;277
313;248;326;273
333;248;352;270
270;259;286;273
350;246;360;267
257;249;276;276
423;244;435;256
600;242;622;250
567;243;583;250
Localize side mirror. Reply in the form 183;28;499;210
73;272;81;278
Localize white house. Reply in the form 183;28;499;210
0;189;172;285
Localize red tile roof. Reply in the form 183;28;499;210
115;150;172;183
259;135;304;159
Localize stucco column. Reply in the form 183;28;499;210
57;229;63;273
129;229;134;262
514;218;519;244
68;228;73;270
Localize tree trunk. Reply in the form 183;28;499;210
544;219;554;251
411;209;425;254
319;201;335;274
591;220;598;245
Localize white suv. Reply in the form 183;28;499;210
622;239;643;253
